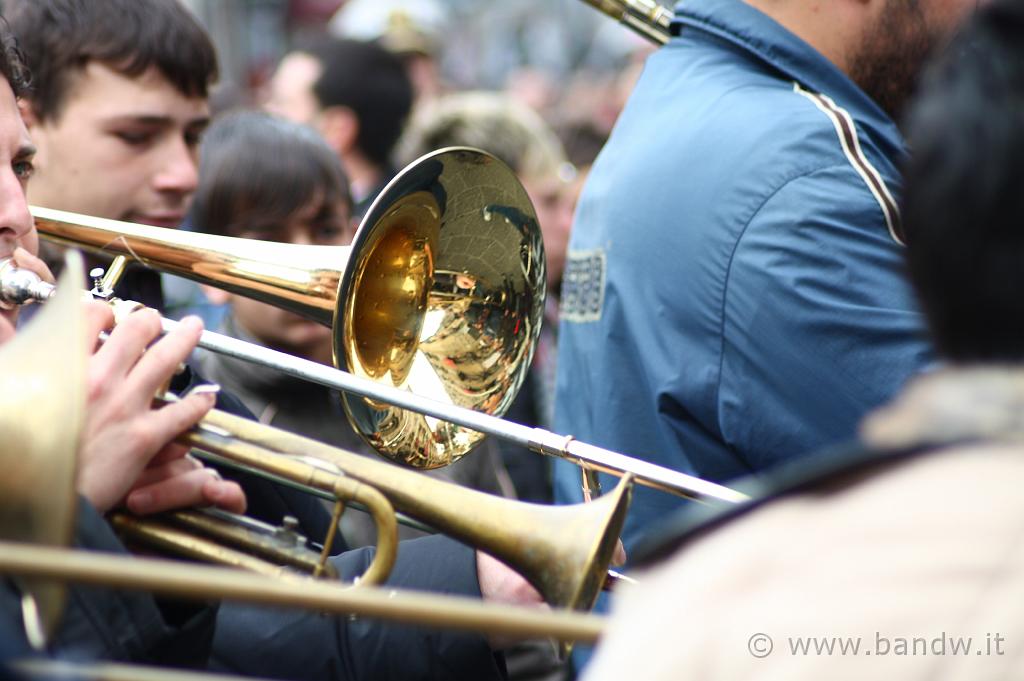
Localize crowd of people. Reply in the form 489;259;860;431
1;0;1022;679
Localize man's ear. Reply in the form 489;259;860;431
17;99;39;130
201;283;232;306
316;106;359;156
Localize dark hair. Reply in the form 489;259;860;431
190;110;351;240
309;38;413;167
0;17;29;98
901;0;1024;361
3;0;218;121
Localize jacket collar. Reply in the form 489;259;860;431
673;0;896;132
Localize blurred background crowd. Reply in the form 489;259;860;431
182;0;660;170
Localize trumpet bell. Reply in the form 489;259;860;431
339;148;545;468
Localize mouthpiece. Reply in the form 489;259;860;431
0;259;56;308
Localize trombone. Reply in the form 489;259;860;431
0;274;607;647
579;0;671;45
24;148;746;505
4;250;633;618
169;399;634;614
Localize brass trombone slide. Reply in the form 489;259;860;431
0;540;606;644
2;249;745;505
580;0;671;44
171;331;746;503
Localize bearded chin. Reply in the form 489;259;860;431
848;8;938;124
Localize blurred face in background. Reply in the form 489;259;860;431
204;193;351;366
522;171;574;295
264;52;322;126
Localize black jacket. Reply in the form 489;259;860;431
177;363;507;680
211;535;504;681
1;499;215;667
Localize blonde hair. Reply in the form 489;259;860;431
397;90;569;184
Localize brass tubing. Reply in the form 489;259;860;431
109;510;340;578
0;541;606;644
579;0;671;44
108;515;304;579
171;420;398;586
191;447;435;534
33;207;346;323
193;408;631;613
15;660;276;681
317;501;346;578
329;475;397;586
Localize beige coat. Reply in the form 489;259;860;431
585;368;1024;680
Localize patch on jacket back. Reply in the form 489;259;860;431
561;249;606;322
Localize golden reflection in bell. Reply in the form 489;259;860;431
345;190;439;385
338;149;545;469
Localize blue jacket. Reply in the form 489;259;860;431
554;0;933;550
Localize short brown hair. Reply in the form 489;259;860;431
3;0;217;121
0;17;30;98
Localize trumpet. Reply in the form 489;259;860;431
23;148;746;504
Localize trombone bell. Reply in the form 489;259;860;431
192;406;633;614
32;147;545;471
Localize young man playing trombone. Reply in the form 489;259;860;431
0;20;246;663
2;1;546;678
